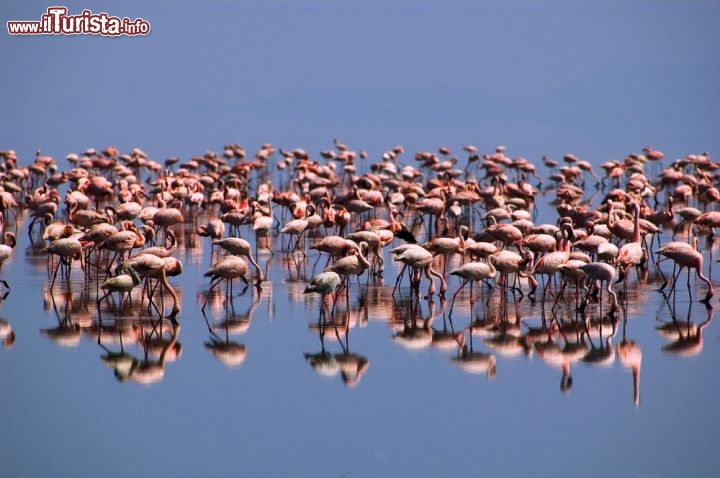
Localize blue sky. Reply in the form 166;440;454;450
2;0;719;167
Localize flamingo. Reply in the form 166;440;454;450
616;202;647;284
117;254;181;319
520;233;557;256
325;242;371;286
656;242;713;303
0;232;15;292
528;222;573;298
391;243;447;299
422;230;465;277
448;260;496;315
606;200;635;242
464;240;499;261
42;233;84;289
133;229;177;259
488;249;533;296
202;256;250;311
99;265;142;316
280;210;309;254
309;236;361;270
66;197;109;229
554;259;589;307
251;201;274;237
694;211;720;237
578;262;618;313
596;241;619;263
212;237;264;283
572;222;608;258
198;218;226;257
197;218;225;241
347;230;384;274
673;206;702;239
304;271;342;320
484;219;523;249
105;199;143;222
96;222;145;275
153;197;184;240
42;218;79;243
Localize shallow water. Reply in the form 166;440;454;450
2;194;720;478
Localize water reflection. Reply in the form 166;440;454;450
617;310;642;407
581;314;617;367
9;200;715;406
534;309;587;393
125;323;181;384
202;306;252;368
390;295;434;350
40;291;83;347
200;287;262;368
304;294;370;387
0;317;15;348
453;318;496;379
481;291;526;358
658;300;714;357
431;297;464;351
22;225;718;405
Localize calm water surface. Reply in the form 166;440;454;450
2;190;720;478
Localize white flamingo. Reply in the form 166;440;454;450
99;265;142;317
304;271;342;320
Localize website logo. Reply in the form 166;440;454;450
7;7;150;36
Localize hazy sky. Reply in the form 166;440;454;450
2;0;719;167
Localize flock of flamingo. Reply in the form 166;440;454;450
0;141;716;391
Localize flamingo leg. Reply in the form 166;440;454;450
425;265;446;299
667;266;684;300
392;264;407;295
698;267;714;303
607;280;618;313
50;258;62;290
202;277;222;311
552;280;568;309
449;279;468;317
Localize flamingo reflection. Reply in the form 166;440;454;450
660;301;713;357
126;323;181;384
40;290;83;347
202;311;248;368
617;312;642;406
0;318;15;348
391;296;434;350
304;305;369;387
453;319;496;379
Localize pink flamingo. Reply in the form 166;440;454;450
390;244;446;299
656;242;713;303
528;221;573;298
616;202;647;284
578;262;618;313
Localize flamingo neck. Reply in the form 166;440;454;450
358;251;370;269
632;203;641;243
128;267;141;286
160;271;181;316
607;202;615;227
632;366;641;406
